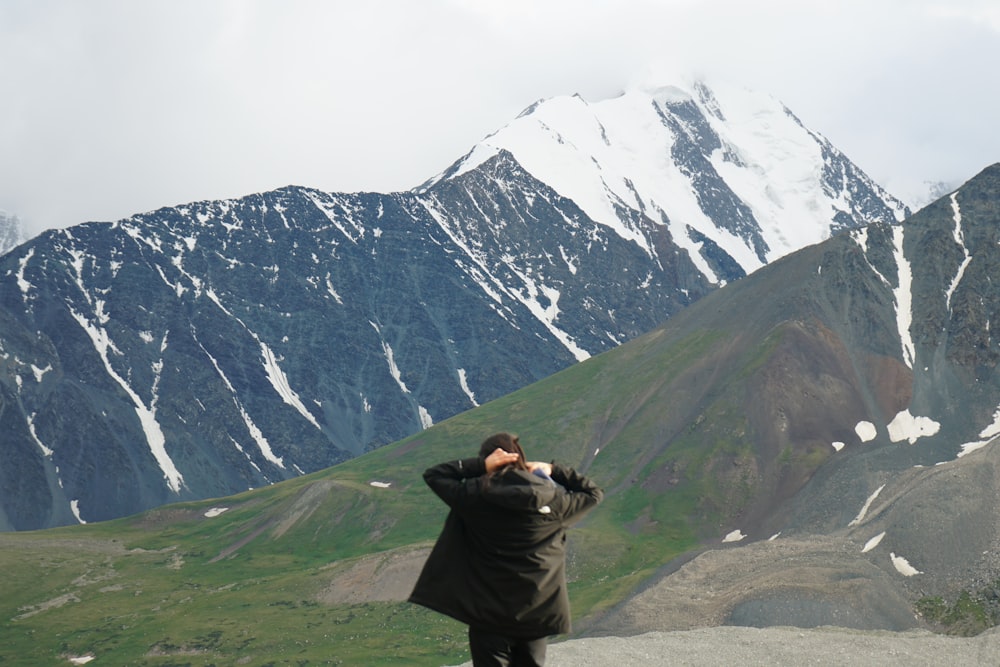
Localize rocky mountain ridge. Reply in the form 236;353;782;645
2;166;999;664
0;79;907;530
582;163;1000;637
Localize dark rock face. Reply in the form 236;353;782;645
0;94;908;530
656;95;768;265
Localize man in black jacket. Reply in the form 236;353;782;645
409;432;604;667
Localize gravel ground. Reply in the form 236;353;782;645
450;625;1000;666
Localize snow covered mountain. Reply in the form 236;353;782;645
4;167;999;665
425;79;908;280
0;79;908;530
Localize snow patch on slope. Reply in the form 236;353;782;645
861;531;885;553
16;247;35;301
855;421;877;442
956;406;1000;458
457;368;478;406
887;409;940;445
848;484;885;527
26;412;54;457
70;500;86;524
69;309;184;493
891;226;915;368
204;286;320;439
890;552;922;576
946;192;972;311
420;196;589;361
851;226;919;372
372;321;410;394
260;340;322;432
199;337;284;469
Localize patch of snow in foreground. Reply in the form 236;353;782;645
369;481;391;488
979;408;1000;438
722;530;745;543
418;405;434;429
959;440;993;458
69;656;95;665
456;368;478;406
848;484;885;527
204;507;229;518
855;421;877;442
70;500;86;524
831;441;845;452
956;405;1000;458
890;552;922;576
861;531;886;553
887;409;940;445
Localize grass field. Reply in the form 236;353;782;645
0;326;760;665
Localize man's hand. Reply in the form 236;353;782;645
528;461;552;476
484;448;520;472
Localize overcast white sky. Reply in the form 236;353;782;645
2;0;999;236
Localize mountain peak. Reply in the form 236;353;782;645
638;82;695;104
0;79;910;530
432;79;908;282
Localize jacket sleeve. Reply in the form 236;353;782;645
550;463;603;525
422;457;488;510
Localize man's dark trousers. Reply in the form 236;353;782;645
468;626;547;667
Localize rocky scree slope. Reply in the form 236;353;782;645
583;163;1000;636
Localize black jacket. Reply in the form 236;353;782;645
408;457;603;638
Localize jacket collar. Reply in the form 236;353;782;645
483;469;558;511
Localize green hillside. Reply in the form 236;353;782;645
1;238;858;665
6;168;1000;665
1;319;742;665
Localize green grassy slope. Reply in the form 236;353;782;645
2;239;874;665
1;322;739;665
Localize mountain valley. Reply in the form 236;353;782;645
0;79;908;530
2;164;999;665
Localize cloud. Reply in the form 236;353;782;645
927;0;1000;33
1;0;998;234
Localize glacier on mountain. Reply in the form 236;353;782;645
431;78;908;283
